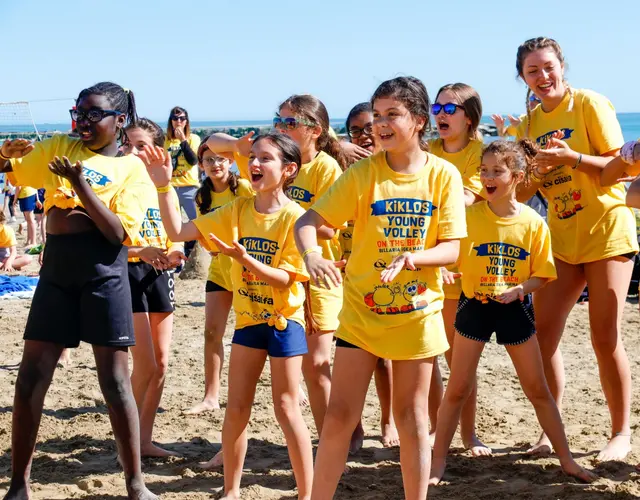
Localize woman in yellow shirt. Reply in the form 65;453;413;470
140;132;314;500
514;37;637;462
205;95;347;443
0;82;156;500
164;106;201;257
184;139;253;418
296;76;467;499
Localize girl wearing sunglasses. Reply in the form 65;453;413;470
1;82;157;500
205;95;349;448
427;83;490;458
165;106;201;257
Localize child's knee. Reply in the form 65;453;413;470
590;329;620;357
99;372;130;405
444;383;472;406
273;393;301;424
522;381;552;407
225;401;252;422
204;326;224;343
324;399;360;431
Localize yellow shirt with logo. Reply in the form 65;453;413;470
429;138;485;299
8;134;152;245
0;224;17;248
235;150;344;331
459;202;556;302
165;133;202;188
199;178;254;290
312;151;467;360
516;88;637;264
17;186;37;199
193;197;309;329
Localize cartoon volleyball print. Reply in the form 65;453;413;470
363;279;428;315
553;188;585;220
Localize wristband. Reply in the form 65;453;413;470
0;149;10;161
530;168;544;184
301;246;322;259
156;184;173;193
620;140;639;165
572;153;582;170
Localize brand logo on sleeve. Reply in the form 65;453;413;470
288;186;314;203
535;128;574;148
82;167;112;186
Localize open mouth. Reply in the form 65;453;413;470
379;131;394;141
437;122;450;132
360;139;374;150
250;172;264;183
537;82;553;93
485;185;497;194
78;130;93;140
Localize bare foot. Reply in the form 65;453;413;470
382;423;400;448
57;349;72;368
298;383;309;408
3;481;30;500
595;433;632;462
199;449;223;470
428;456;446;486
526;432;553;456
349;422;365;455
561;460;597;483
220;490;240;500
464;435;492;457
127;481;158;500
141;442;180;458
183;399;220;415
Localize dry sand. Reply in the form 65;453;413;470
0;230;639;499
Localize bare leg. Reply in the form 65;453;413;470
584;257;634;462
23;210;36;247
130;313;156;414
374;358;399;447
4;340;64;500
184;290;233;414
428;358;443;446
302;332;334;436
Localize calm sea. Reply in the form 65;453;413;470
3;113;640;142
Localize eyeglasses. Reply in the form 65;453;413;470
348;124;373;138
70;108;122;123
203;156;228;166
431;103;465;116
171;115;187;121
273;116;315;130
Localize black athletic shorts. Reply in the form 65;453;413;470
454;293;535;346
205;280;229;293
128;261;176;313
24;231;135;348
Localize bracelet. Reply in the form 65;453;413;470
301;246;322;259
530;168;544;184
156;184;173;193
620;140;638;165
0;149;10;161
572;153;582;170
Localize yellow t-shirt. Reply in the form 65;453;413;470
516;88;637;264
193;197;309;329
312;151;467;360
165;134;202;188
459;202;557;302
429;138;485;299
236;150;344;331
200;178;254;290
9;134;152;244
17;186;37;199
0;224;17;248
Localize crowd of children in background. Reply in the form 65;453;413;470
1;35;640;500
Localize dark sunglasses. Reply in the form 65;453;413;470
273;116;315;130
348;124;373;139
70;108;122;123
431;103;464;116
171;115;187;121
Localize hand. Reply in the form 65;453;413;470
1;139;35;159
495;285;524;304
136;145;173;187
0;260;15;272
236;131;255;157
174;127;186;142
167;248;187;268
139;246;170;270
48;156;84;185
491;114;505;130
303;251;344;289
507;115;522;127
38;252;44;266
209;233;248;262
36;200;43;210
535;135;577;172
340;141;372;163
441;267;461;285
380;252;415;283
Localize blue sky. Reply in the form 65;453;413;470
1;0;638;123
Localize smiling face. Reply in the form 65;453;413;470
200;149;232;183
348;111;378;152
372;97;425;153
247;138;297;194
480;152;523;202
276;104;320;155
75;94;124;152
121;127;154;155
522;48;565;104
434;89;471;141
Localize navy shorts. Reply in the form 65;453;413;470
18;194;36;212
232;320;308;357
24;231;135;348
454;294;535;346
128;261;175;313
206;280;229;293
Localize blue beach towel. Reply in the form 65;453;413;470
0;275;39;299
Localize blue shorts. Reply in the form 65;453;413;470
232;321;308;357
19;194;36;213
